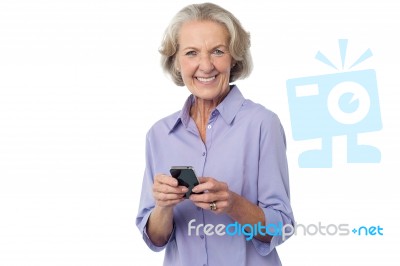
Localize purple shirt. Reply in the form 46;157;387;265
136;86;294;266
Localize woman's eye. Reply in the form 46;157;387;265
213;49;224;56
185;51;197;56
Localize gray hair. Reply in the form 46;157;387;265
159;2;253;86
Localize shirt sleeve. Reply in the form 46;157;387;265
135;131;176;252
251;111;295;256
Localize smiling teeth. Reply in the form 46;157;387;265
197;76;215;82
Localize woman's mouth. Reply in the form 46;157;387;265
196;76;216;83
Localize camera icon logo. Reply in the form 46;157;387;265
286;40;382;168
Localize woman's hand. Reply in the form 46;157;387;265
152;174;188;208
146;174;188;246
189;177;235;214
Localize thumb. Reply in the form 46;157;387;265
197;177;210;184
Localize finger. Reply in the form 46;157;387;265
190;190;229;203
154;191;186;201
155;174;179;187
191;178;213;193
193;178;227;193
189;191;216;203
154;184;188;195
192;201;226;214
197;177;210;184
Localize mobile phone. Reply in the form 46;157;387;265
170;166;201;199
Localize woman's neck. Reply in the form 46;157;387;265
190;90;229;143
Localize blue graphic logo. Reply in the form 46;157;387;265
286;39;382;168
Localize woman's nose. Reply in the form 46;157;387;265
198;54;214;73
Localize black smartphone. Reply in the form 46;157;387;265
170;166;201;199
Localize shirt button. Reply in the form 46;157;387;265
202;152;206;156
207;125;212;129
200;235;204;239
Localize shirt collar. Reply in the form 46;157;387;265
169;85;245;133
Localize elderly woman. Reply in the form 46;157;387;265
136;3;294;265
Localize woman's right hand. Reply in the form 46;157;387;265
147;175;187;246
152;174;188;208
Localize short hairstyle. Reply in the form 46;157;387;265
159;2;253;86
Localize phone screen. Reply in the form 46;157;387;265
170;166;201;199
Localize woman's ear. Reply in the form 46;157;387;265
174;60;180;73
231;58;237;68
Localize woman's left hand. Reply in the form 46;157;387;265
189;177;235;214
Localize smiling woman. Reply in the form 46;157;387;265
136;3;295;266
159;3;252;87
177;20;233;103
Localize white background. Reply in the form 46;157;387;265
1;0;399;265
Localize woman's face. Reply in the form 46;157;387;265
176;20;234;102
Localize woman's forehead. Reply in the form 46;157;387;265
178;20;229;48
